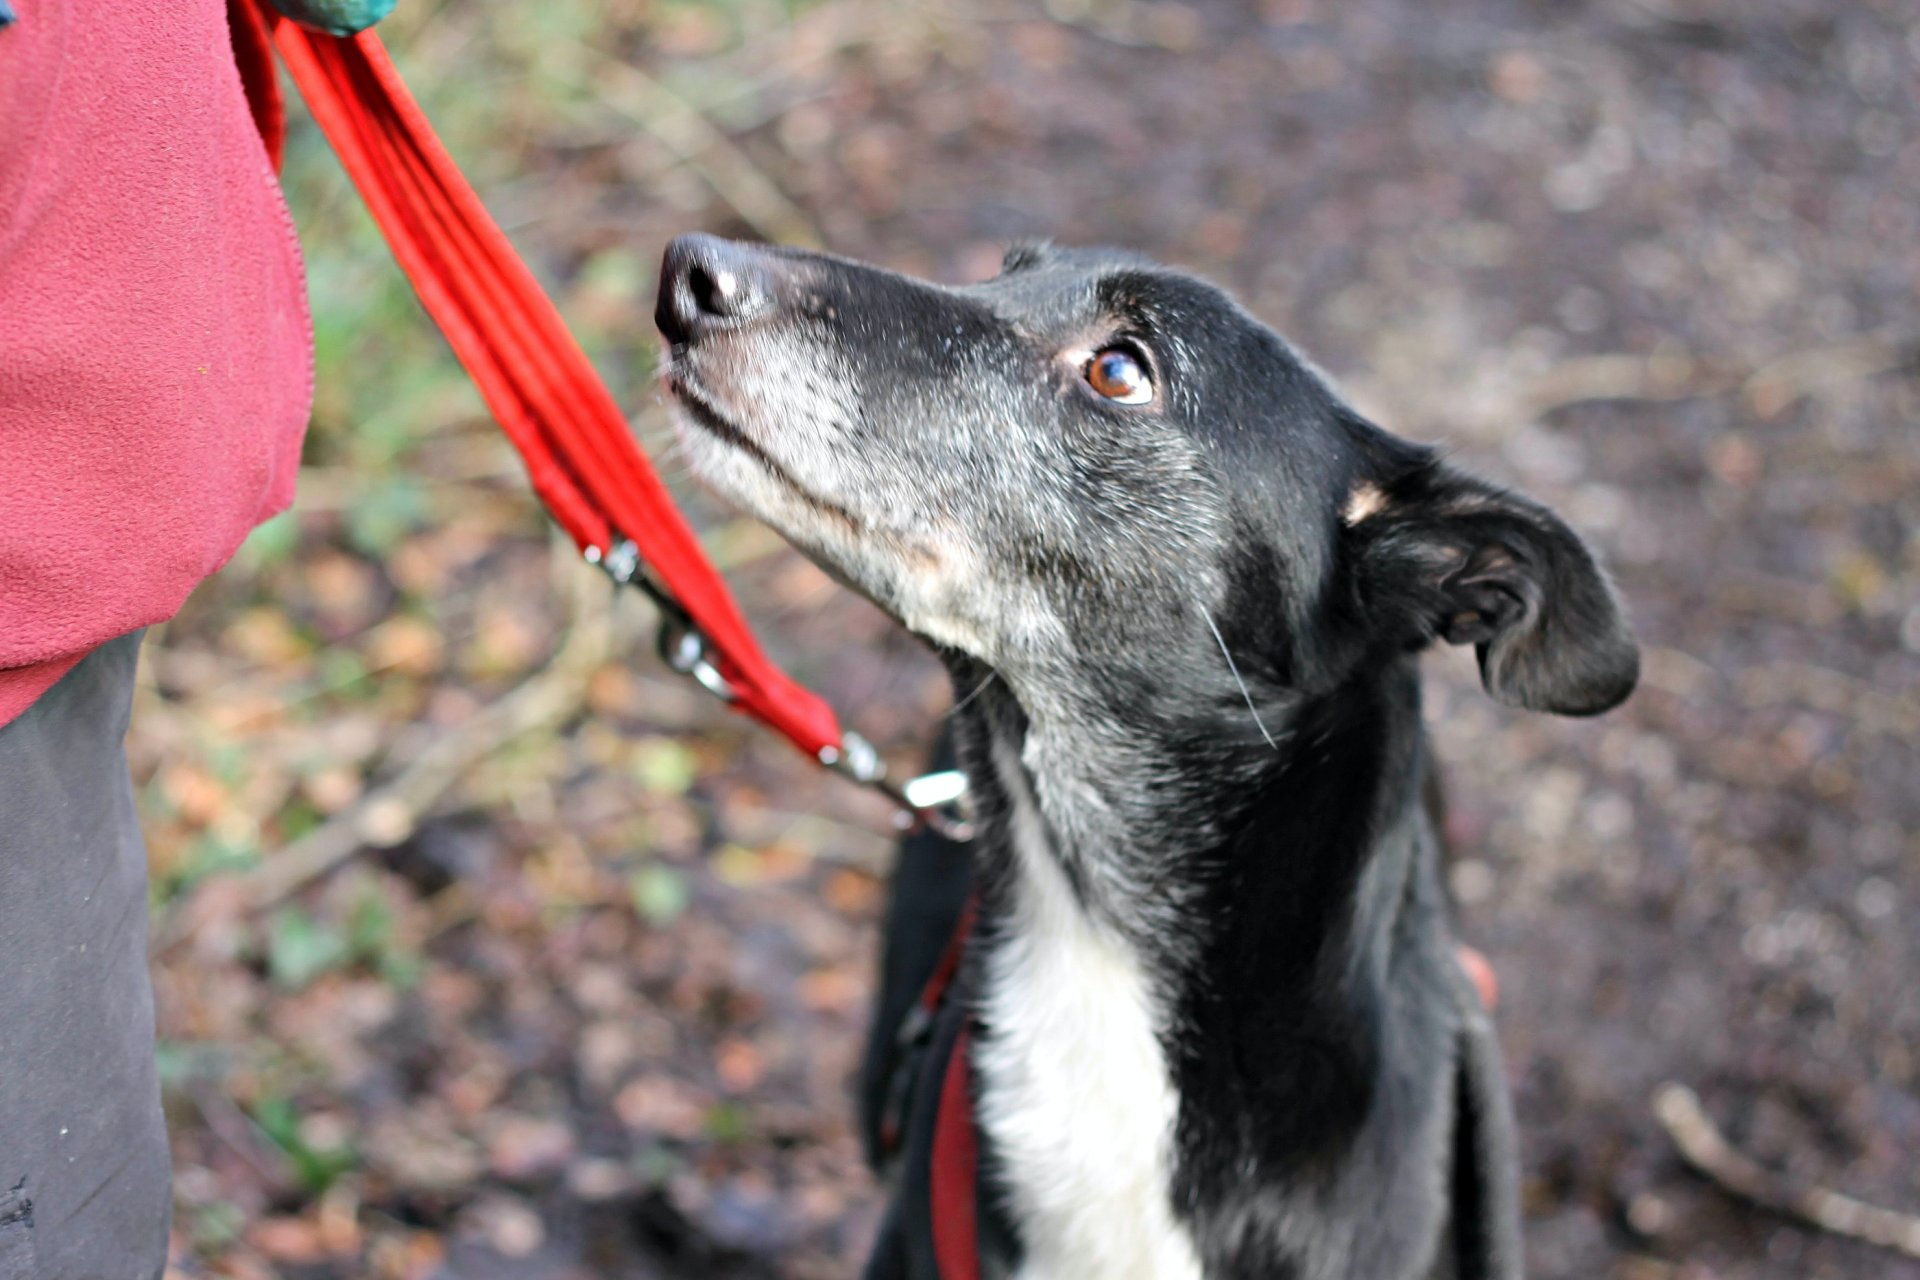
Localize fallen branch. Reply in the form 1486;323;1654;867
1741;330;1914;419
1653;1082;1920;1260
1350;330;1916;445
247;571;612;911
187;1083;297;1193
157;564;616;950
1515;330;1913;421
1515;351;1732;418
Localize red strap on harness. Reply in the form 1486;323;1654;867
923;898;982;1279
260;11;842;761
930;1021;981;1280
920;898;977;1023
875;895;981;1276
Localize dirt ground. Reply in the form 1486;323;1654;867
146;0;1918;1276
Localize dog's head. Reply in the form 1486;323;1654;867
658;235;1635;718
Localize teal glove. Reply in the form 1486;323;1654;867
268;0;396;36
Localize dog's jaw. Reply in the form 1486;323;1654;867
666;368;1076;672
663;359;858;528
664;367;914;627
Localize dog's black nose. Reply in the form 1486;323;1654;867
656;233;776;343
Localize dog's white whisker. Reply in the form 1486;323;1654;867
947;667;1000;718
1204;609;1278;752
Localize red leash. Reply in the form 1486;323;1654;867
261;13;833;753
247;18;1018;1271
254;10;973;833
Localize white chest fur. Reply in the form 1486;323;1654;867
973;747;1205;1280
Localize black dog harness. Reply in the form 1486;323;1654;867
874;898;986;1280
869;900;1519;1280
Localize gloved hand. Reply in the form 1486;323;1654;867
268;0;396;36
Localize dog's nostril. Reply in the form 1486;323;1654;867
688;262;742;317
657;234;772;342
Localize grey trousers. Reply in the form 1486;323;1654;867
0;632;170;1279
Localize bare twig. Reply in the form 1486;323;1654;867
1735;660;1920;741
1515;351;1732;418
1036;0;1205;50
569;42;822;248
1741;330;1914;418
157;566;616;950
246;571;612;911
1515;330;1913;421
1654;1082;1920;1260
420;880;483;941
1355;330;1916;444
187;1084;297;1192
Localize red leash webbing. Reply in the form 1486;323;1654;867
263;13;842;759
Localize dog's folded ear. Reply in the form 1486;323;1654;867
1346;463;1638;716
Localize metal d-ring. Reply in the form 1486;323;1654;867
586;541;971;840
823;733;976;842
587;539;736;704
655;612;736;704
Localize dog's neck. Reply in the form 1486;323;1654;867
945;649;1454;1276
948;648;1431;989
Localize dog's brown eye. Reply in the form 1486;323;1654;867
1086;347;1154;405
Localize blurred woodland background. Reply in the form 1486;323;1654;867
144;0;1919;1275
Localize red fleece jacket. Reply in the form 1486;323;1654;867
0;0;312;726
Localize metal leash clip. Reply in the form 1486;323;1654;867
586;540;975;842
897;767;974;843
820;734;976;843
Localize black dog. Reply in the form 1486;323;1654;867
656;236;1637;1280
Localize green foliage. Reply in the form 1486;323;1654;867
181;1198;247;1250
153;1039;230;1088
703;1100;753;1145
249;1094;359;1195
237;510;302;570
153;832;260;906
343;475;430;558
347;889;423;987
630;862;692;925
267;906;351;989
207;741;259;788
633;737;700;796
266;888;422;991
277;796;325;844
315;648;372;702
